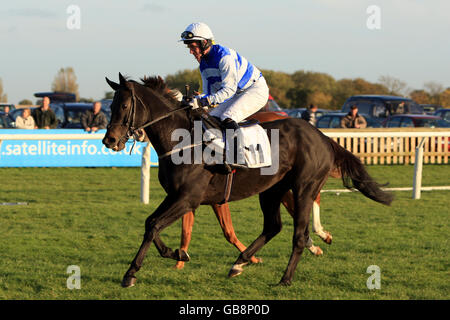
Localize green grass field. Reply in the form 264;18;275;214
0;165;449;300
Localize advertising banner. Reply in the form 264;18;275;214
0;129;159;167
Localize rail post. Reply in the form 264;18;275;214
141;142;151;204
412;137;426;199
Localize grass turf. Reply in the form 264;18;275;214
0;165;448;299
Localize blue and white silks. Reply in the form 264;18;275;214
199;44;269;122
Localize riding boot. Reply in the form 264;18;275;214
221;118;240;130
221;118;240;174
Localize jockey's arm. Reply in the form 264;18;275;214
201;55;238;106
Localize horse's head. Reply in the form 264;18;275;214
103;73;139;152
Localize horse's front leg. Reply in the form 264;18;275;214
281;191;324;255
212;203;262;264
152;233;190;262
122;194;194;288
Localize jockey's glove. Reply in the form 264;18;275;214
189;96;211;110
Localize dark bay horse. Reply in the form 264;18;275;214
174;111;334;270
103;73;393;287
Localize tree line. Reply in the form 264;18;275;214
165;69;450;109
1;68;450;108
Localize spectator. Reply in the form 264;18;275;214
396;102;405;114
340;105;367;128
2;105;14;123
301;104;318;126
81;101;108;132
15;108;35;129
32;97;58;129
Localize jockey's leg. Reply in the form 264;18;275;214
209;77;269;123
209;78;269;172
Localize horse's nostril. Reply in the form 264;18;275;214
103;136;116;145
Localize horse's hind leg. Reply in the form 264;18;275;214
311;193;332;244
228;186;285;278
279;188;315;286
213;203;262;264
282;191;324;255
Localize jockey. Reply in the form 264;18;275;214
180;22;269;131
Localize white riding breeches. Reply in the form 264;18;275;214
209;77;269;123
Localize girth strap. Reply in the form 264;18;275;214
219;169;236;205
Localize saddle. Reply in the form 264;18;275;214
188;109;272;204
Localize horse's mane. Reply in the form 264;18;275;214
139;76;180;104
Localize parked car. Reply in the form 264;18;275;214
258;95;288;115
434;108;450;122
421;104;443;114
33;92;76;103
316;112;383;128
100;99;113;120
382;114;448;128
58;103;111;129
286;108;331;120
341;95;424;119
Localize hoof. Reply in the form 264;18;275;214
317;231;332;245
308;245;323;256
228;268;243;278
250;257;263;264
324;232;333;245
278;279;292;286
121;275;137;288
173;261;185;269
175;249;190;262
228;262;248;278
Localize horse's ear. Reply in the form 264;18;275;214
119;72;127;86
105;77;120;91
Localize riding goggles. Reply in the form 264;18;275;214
181;31;195;40
181;31;209;42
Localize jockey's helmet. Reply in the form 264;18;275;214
180;22;214;52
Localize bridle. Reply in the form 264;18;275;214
107;85;191;153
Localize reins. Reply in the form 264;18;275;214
115;86;191;154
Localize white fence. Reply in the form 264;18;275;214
1;128;449;203
321;128;450;165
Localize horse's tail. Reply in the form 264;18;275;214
329;138;394;206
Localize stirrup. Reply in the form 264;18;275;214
219;168;236;205
223;162;232;174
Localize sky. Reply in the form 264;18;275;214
1;0;449;105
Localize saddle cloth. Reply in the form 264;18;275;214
202;120;272;169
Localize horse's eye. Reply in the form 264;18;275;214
122;104;127;109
